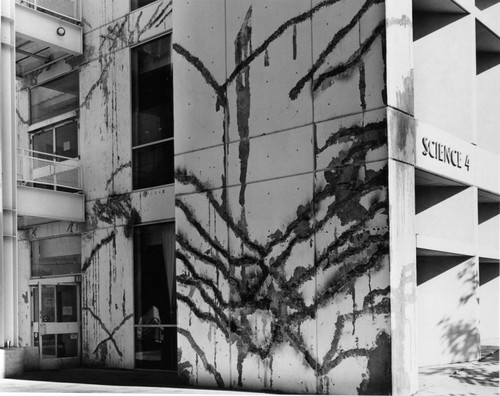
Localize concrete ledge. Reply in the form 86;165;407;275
23;346;40;372
416;234;476;256
0;348;25;378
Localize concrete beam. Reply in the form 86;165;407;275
416;234;476;256
17;186;84;223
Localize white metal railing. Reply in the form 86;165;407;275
17;148;82;192
16;0;81;24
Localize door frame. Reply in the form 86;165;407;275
30;276;81;369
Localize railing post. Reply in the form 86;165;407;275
52;157;57;190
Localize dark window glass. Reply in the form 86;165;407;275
30;72;79;124
134;222;177;370
56;285;78;323
133;140;174;190
32;129;54;160
57;333;78;358
131;0;157;11
32;120;78;160
56;122;79;158
132;35;173;190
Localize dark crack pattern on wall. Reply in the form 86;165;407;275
82;306;133;360
175;0;389;393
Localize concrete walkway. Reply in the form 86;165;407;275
417;349;499;396
0;368;263;394
0;350;497;395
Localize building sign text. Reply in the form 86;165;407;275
421;137;470;171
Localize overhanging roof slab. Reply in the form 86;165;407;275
15;3;82;56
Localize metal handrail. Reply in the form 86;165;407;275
15;0;81;24
17;148;82;192
18;148;80;162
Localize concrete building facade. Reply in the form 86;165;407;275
0;0;498;395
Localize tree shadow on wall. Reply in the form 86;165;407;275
437;317;480;365
435;259;481;367
456;258;478;306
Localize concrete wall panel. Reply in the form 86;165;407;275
173;0;226;155
176;189;231;388
82;0;129;35
476;65;500;155
131;185;175;224
416;186;476;246
388;107;415;164
83;0;172;65
314;160;391;395
80;49;132;200
312;0;386;123
478;203;500;259
176;145;226;194
388;160;417;395
479;261;499;347
316;108;388;171
17;238;31;349
414;15;475;142
385;0;413;114
226;0;313;140
227;125;314;186
81;226;134;369
417;256;480;366
86;194;140;232
174;1;395;393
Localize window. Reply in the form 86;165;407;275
30;72;79;125
31;235;81;277
134;222;176;370
131;0;157;11
31;119;79;160
131;35;174;190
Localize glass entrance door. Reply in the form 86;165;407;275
31;283;81;369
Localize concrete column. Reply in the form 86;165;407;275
385;0;417;394
0;0;18;348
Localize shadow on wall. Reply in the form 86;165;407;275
417;255;480;365
438;258;479;363
437;317;480;364
412;13;467;41
415;186;468;215
475;0;500;10
456;258;478;306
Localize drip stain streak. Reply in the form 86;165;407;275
235;6;252;231
359;61;367;110
292;24;297;60
82;231;116;273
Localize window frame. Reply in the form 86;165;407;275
29;71;80;126
130;32;174;191
30;234;83;279
133;220;177;371
29;117;80;160
130;0;160;11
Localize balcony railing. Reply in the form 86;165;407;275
16;0;81;24
17;149;82;192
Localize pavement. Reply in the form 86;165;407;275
417;348;499;396
0;349;497;395
0;368;261;395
